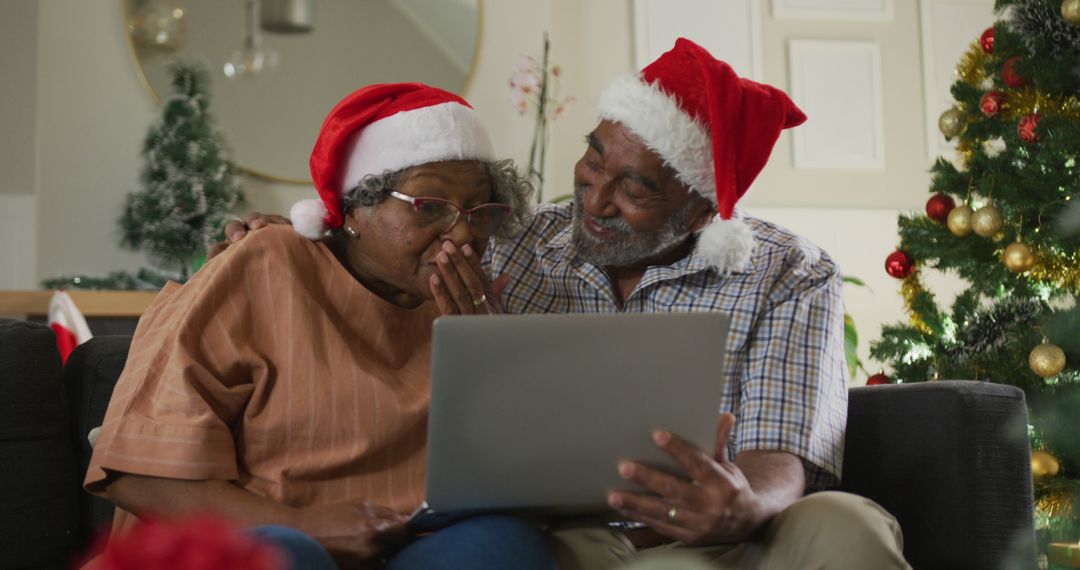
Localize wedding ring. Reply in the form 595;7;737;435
472;293;487;307
667;506;678;524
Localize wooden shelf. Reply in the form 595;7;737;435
0;290;158;318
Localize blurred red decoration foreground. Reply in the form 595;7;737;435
89;514;283;570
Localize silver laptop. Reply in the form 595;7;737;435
410;312;729;531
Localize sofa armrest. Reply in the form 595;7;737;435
0;318;81;569
840;380;1035;570
63;335;132;540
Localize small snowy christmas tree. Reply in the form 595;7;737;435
119;61;243;279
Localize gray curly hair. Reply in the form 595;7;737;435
341;159;534;239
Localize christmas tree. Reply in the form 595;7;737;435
119;60;243;279
870;0;1080;548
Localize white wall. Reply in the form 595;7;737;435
34;0;153;281
0;1;38;197
138;0;469;182
0;2;39;289
11;0;971;379
230;0;555;226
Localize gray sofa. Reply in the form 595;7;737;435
0;318;1036;569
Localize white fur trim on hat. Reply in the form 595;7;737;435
340;101;495;192
597;74;714;199
695;216;756;273
290;198;330;240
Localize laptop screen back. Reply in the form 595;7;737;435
425;312;729;515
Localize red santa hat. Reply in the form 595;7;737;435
596;38;806;273
291;83;495;239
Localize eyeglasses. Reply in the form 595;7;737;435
388;191;511;238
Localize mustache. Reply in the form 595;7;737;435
573;185;631;234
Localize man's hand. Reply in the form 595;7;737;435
429;240;508;316
207;212;291;260
292;501;410;568
606;413;771;545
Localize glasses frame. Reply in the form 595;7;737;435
387;191;511;237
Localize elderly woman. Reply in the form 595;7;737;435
84;84;550;569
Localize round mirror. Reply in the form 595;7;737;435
124;0;482;184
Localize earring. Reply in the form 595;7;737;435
344;226;359;238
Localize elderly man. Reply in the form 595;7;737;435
223;38;908;569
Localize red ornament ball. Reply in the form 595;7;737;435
980;91;1005;117
979;27;995;54
925;194;956;223
1018;113;1041;143
885;250;915;279
866;373;891;386
1001;57;1027;88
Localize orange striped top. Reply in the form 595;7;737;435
85;225;439;531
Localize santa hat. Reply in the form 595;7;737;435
597;38;806;273
291;83;495;239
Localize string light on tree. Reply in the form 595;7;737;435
947;205;975;237
971;204;1004;237
925;194;956;223
1029;339;1067;378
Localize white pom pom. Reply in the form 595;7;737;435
695;216;756;274
290;199;330;240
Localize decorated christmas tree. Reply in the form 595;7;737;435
118;60;243;279
870;0;1080;548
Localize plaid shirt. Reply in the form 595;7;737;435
486;203;847;490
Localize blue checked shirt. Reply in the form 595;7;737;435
485;202;848;491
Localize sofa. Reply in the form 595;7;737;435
1;318;1036;569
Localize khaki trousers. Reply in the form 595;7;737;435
546;491;911;570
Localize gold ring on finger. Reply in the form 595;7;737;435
667;506;678;524
472;293;487;307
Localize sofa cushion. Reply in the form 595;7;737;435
0;319;81;569
64;336;131;542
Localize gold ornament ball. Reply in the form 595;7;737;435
1003;241;1036;272
938;108;965;139
1063;0;1080;25
947;205;974;237
971;204;1004;238
1032;450;1062;480
1029;343;1067;378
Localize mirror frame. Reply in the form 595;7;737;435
121;0;485;185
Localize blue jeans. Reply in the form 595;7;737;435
252;515;556;570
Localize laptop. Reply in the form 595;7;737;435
410;312;730;531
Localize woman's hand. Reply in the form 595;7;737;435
430;240;507;316
292;501;411;568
